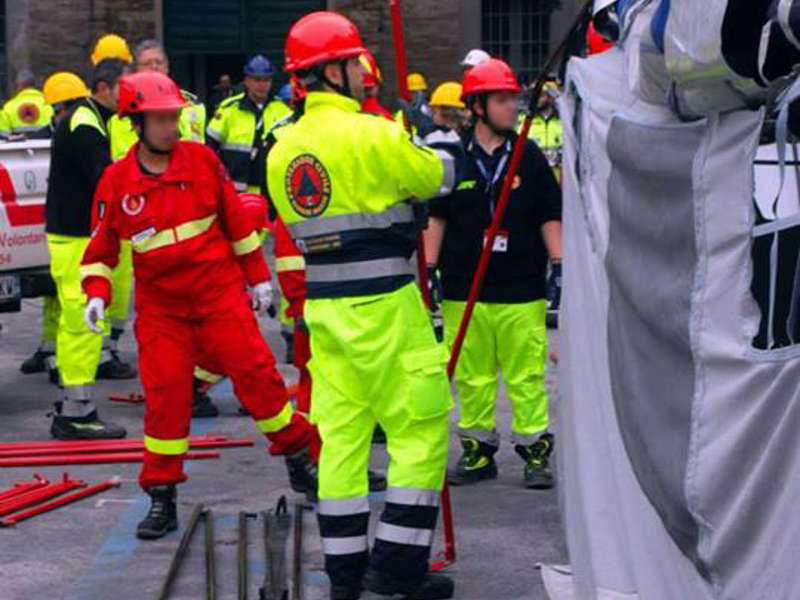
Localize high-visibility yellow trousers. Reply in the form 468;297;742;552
40;295;60;351
306;282;452;589
47;234;106;391
441;299;549;446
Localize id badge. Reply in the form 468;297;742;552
484;229;509;253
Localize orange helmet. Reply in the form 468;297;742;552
587;22;615;56
461;58;520;100
285;12;367;73
118;72;186;117
238;192;268;232
359;51;382;88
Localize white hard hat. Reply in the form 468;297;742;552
461;49;491;68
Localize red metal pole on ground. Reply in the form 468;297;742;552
0;473;48;502
0;435;228;452
1;478;120;526
0;438;254;458
0;474;85;516
446;0;592;380
389;0;454;570
0;450;220;468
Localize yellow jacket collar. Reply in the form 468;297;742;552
305;91;361;114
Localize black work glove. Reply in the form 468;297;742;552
546;261;562;310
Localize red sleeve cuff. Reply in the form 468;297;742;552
83;277;112;306
238;250;271;287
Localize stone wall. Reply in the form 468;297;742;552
6;0;156;93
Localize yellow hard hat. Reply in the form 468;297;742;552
43;71;90;105
407;72;427;92
429;82;465;109
91;34;132;66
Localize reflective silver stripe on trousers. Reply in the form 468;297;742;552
318;497;370;516
375;523;434;547
433;148;456;196
305;257;413;284
510;430;547;446
458;427;500;446
287;204;414;238
321;535;369;555
385;487;440;507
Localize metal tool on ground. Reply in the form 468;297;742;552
0;478;119;526
259;496;290;600
205;508;216;600
155;503;207;600
0;438;254;458
0;450;220;468
389;0;454;571
238;511;257;600
0;473;85;516
292;501;306;600
0;473;48;502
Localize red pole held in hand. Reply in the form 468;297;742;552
389;0;453;570
446;0;592;380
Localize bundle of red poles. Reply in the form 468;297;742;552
0;435;253;467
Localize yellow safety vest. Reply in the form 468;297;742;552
0;88;54;136
267;92;453;299
208;92;291;191
107;89;206;160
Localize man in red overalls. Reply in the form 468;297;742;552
80;71;319;539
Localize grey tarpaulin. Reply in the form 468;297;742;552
548;2;800;599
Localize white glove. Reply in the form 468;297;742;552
84;297;106;333
250;281;273;313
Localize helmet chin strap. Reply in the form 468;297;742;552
305;61;354;99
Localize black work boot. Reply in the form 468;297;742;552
137;485;178;540
191;381;219;418
51;410;127;440
363;568;454;599
515;433;555;489
368;470;387;493
285;448;318;501
96;350;138;380
20;348;52;374
447;437;498;486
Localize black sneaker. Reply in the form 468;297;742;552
20;349;52;374
515;433;555;489
285;448;318;501
363;568;454;600
51;410;127;440
447;437;498;486
96;351;138;380
192;390;219;418
137;485;178;540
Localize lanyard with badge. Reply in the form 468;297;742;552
475;139;511;253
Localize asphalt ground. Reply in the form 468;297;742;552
0;294;566;600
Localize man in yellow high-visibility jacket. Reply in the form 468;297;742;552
0;70;53;137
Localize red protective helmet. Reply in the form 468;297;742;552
285;11;367;73
359;50;382;88
118;72;187;117
238;192;269;232
461;58;521;100
587;22;615;56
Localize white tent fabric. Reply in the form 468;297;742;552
550;2;800;599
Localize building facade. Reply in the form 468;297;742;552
4;0;581;102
